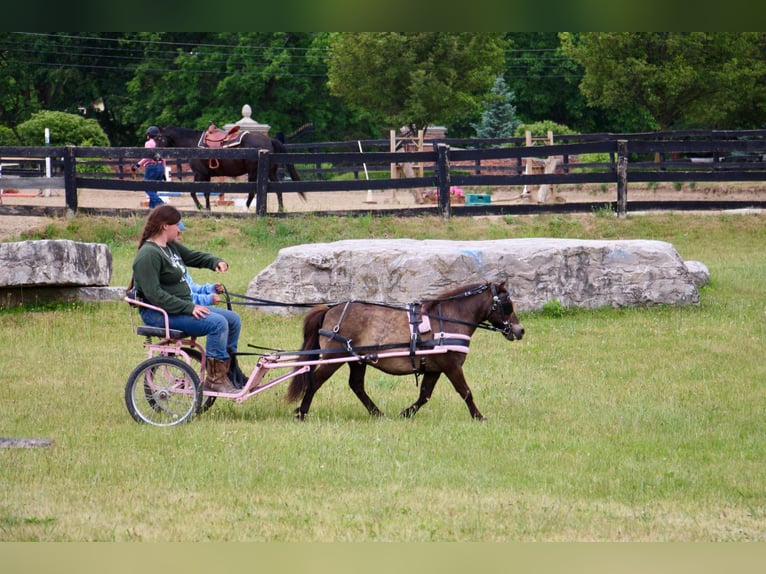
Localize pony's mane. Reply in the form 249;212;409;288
164;125;201;136
422;282;488;313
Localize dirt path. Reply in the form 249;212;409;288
1;181;764;242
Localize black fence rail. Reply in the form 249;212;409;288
1;129;765;219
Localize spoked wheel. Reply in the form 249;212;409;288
180;347;216;414
125;356;202;426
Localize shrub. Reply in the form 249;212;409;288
515;120;576;139
16;110;110;147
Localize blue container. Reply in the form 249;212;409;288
465;194;491;205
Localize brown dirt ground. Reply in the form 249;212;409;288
1;181;764;242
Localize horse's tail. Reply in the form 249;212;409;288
272;138;305;201
286;304;329;402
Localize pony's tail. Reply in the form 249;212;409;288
286;305;329;403
288;164;305;202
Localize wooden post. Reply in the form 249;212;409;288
436;143;451;220
63;145;77;217
616;140;628;218
255;149;270;216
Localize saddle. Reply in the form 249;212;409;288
198;124;248;169
198;123;247;149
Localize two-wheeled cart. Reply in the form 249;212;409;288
124;295;472;427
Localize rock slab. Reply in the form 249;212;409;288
247;238;707;314
0;239;112;287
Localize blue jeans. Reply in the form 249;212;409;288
144;163;166;208
140;307;241;360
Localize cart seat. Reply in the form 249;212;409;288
136;325;189;340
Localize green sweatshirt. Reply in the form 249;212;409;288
132;241;223;315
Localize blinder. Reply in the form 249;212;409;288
490;283;516;336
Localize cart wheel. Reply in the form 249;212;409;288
181;347;216;414
125;356;201;426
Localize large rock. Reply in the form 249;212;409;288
0;239;112;287
247;238;706;314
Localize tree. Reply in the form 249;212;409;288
123;32;374;143
560;32;766;130
503;32;654;134
472;76;520;138
326;33;507;135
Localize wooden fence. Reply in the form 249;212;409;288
1;129;765;219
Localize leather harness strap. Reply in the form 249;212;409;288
315;300;469;383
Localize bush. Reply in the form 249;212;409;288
515;120;576;138
16;110;110;147
0;125;19;146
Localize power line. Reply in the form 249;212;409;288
2;33;582;81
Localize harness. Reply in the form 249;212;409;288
313;283;514;385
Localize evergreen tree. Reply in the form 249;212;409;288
473;76;520;138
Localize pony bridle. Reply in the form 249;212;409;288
489;283;515;338
425;283;516;338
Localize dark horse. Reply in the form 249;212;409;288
154;125;303;212
286;282;524;421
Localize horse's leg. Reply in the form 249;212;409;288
442;364;486;421
347;363;384;417
399;372;441;419
294;362;342;420
192;173;208;211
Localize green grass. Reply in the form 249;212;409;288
1;211;765;541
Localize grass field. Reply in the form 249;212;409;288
1;211;765;541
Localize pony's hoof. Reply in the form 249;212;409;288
293;409;307;421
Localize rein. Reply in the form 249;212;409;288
223;282;513;334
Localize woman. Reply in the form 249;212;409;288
131;205;241;394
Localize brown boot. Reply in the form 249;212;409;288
204;358;238;394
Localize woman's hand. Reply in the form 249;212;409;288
215;261;228;273
191;304;210;319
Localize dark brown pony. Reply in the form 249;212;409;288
155;125;303;212
286;282;524;421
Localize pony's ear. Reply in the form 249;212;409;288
485;274;505;287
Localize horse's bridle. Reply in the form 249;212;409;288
423;282;516;337
489;282;516;338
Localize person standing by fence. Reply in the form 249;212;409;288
131;126;166;208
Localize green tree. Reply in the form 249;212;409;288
326;33;507;135
503;32;654;134
123;32;373;143
472;76;520;138
560;32;766;130
1;32;143;146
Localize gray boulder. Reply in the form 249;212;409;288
247;238;705;314
0;239;112;287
